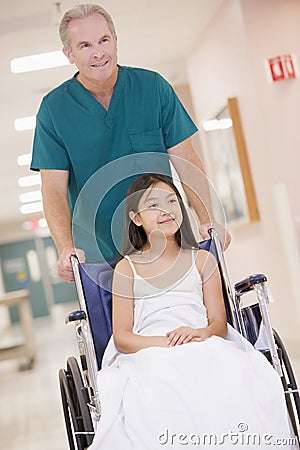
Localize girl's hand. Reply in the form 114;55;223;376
166;326;206;347
190;336;207;343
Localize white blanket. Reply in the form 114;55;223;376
89;333;296;449
88;261;296;449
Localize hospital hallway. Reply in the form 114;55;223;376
0;301;300;450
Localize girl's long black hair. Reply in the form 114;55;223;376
122;173;198;255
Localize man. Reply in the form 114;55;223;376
31;4;230;282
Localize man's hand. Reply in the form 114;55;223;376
57;247;86;282
199;222;231;251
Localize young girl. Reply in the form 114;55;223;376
89;174;296;450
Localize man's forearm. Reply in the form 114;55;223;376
40;169;85;281
181;176;212;225
168;138;215;225
42;188;74;253
40;169;74;254
168;138;231;248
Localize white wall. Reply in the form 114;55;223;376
186;0;300;344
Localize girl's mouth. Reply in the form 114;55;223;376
159;218;175;224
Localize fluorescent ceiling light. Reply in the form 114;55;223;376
17;153;32;166
203;120;219;132
10;50;70;73
20;201;43;214
38;218;48;228
18;174;41;187
22;217;48;230
22;221;34;230
14;116;36;131
219;118;233;129
19;190;42;203
203;118;233;132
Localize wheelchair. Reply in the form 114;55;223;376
59;229;300;450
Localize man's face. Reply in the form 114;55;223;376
63;14;118;84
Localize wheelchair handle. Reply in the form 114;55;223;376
71;255;89;313
208;228;243;334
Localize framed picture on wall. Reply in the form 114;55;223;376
203;97;260;226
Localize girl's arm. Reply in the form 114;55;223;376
197;250;227;339
167;250;227;346
112;258;168;354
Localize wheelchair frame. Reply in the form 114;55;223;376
59;228;300;450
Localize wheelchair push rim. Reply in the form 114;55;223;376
273;329;300;440
59;356;94;450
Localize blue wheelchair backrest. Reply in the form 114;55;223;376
78;239;233;370
79;259;117;369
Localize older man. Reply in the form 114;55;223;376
31;4;230;282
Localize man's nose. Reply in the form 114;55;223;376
92;45;104;58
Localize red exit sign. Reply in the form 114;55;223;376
266;54;297;82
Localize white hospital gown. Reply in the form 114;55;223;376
88;254;296;449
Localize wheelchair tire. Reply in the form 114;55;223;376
59;369;76;450
273;329;300;440
59;356;94;450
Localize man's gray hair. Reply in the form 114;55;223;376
59;3;116;51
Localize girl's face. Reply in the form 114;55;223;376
129;182;183;239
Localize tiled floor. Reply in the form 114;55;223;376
0;304;299;450
0;303;78;450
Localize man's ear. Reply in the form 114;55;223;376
129;211;141;226
63;47;74;64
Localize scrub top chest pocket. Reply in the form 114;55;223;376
129;128;166;154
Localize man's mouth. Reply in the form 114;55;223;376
91;60;108;67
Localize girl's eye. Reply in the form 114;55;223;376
169;198;177;204
81;43;89;49
148;203;158;208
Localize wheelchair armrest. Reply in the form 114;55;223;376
234;274;267;295
65;309;87;324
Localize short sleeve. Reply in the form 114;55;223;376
156;73;198;149
30;98;70;171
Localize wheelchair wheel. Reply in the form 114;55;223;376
273;329;300;440
59;356;94;450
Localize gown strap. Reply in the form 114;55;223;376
124;255;138;277
192;248;198;263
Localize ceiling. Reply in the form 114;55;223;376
0;0;223;236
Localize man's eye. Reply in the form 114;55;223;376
169;198;177;204
148;203;158;208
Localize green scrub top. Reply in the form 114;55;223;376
31;66;198;261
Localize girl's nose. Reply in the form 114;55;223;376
160;207;170;216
